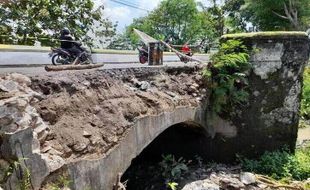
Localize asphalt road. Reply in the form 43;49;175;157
0;62;201;76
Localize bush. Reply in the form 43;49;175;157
240;147;310;180
159;154;189;182
203;39;251;115
301;67;310;120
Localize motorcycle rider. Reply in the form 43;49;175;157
59;28;82;59
181;43;192;56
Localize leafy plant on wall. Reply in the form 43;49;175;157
203;39;251;118
301;67;310;120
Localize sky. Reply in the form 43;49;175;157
94;0;222;32
93;0;161;32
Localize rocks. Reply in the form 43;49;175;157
129;78;151;91
219;176;245;189
0;73;65;190
0;80;19;92
240;172;256;185
83;131;92;138
181;164;261;190
105;135;118;144
72;141;89;152
5;73;31;87
182;179;220;190
165;91;177;97
139;81;150;91
82;80;91;87
0;159;10;182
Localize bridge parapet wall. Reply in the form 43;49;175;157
210;32;310;160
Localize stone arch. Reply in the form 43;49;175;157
67;106;207;190
122;120;213;189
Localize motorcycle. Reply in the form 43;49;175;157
137;47;148;64
179;52;193;63
49;45;93;65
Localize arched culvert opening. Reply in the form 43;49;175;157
121;122;213;190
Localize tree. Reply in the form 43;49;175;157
126;0;216;47
198;0;247;38
107;33;134;50
222;0;247;32
205;0;226;36
243;0;310;30
0;0;117;47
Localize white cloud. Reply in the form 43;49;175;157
138;0;161;11
105;6;131;20
94;0;224;32
105;6;132;30
93;0;106;8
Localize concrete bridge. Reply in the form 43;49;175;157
0;32;309;190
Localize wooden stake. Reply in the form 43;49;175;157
45;63;104;72
160;40;203;63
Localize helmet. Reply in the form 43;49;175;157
61;28;70;35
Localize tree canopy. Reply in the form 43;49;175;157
242;0;310;30
125;0;216;48
0;0;117;47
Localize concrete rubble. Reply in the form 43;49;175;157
181;164;307;190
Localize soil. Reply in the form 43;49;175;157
29;66;207;161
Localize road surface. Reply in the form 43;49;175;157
0;62;201;76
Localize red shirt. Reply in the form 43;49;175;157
182;45;191;54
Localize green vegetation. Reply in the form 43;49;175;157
0;0;116;47
159;154;189;189
0;158;31;190
126;0;215;48
45;175;71;190
242;0;310;31
111;0;310;50
301;67;310;120
203;39;251;115
167;182;178;190
159;154;189;181
109;0;224;50
240;147;310;181
2;0;310;50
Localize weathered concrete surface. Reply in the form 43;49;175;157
213;32;310;160
67;106;206;190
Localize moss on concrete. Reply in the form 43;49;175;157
222;32;308;40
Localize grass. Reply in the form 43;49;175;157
301;67;310;120
239;147;310;181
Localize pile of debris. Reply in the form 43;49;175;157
181;164;309;190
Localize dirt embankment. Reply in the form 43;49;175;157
30;66;207;162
